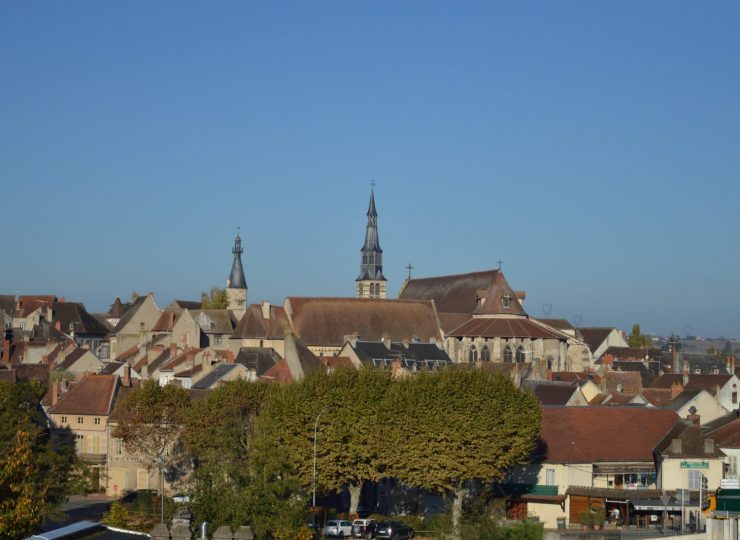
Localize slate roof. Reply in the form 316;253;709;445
352;341;397;362
192;310;238;334
537;406;679;463
611;361;660;387
169;300;202;310
100;362;124;375
235;347;280;376
577;327;617;352
231;304;290;340
666;390;702;411
0;295;15;316
681;354;731;375
49;374;119;416
393;342;452;363
53;302;110;336
538;319;576;332
702;411;740;434
447;317;566;340
286;297;442;346
192;363;240;390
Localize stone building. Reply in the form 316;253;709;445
399;269;590;371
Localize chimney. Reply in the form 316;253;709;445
391;359;402;377
670;438;682;454
687;413;701;428
54;320;61;331
1;340;9;362
131;291;139;303
672;347;680;374
59;296;65;303
170;342;177;359
344;334;358;348
727;356;736;375
122;364;131;387
261;301;271;320
671;382;683;399
705;439;715;454
225;350;235;364
382;335;391;350
401;338;410;349
52;381;59;406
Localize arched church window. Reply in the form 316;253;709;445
503;346;513;363
546;356;554;370
481;345;491;362
516;346;526;363
468;345;478;363
363;254;367;264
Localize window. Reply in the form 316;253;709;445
468;345;478;363
546;356;554;370
729;455;738;476
546;468;555;486
502;294;512;311
516;346;526;363
481;345;491;362
358;284;364;295
688;470;702;490
61;416;67;424
113;438;123;456
19;321;25;330
94;417;101;425
77;417;84;424
503;346;513;363
733;390;738;405
214;334;222;345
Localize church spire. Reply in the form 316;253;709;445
226;229;248;318
356;186;387;299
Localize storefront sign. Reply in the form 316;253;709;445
680;461;709;469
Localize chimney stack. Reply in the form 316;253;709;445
1;340;9;362
122;364;131;387
687;413;701;428
727;356;736;375
52;381;59;406
382;335;391;350
170;342;178;359
261;301;271;320
683;360;689;386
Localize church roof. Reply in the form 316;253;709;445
446;316;566;340
286;297;443;347
231;303;291;340
400;269;526;316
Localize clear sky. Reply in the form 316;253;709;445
1;1;739;338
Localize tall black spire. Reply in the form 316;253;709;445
356;188;387;298
228;230;247;290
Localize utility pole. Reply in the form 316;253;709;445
312;406;330;508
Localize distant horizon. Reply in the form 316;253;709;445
2;2;738;338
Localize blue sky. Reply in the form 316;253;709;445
1;1;739;337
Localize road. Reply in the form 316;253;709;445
41;494;115;532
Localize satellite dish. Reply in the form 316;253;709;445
616;383;623;393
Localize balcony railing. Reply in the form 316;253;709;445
78;453;106;464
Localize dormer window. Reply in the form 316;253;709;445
502;293;512;311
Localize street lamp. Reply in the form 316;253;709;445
312;405;330;508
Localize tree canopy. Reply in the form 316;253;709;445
628;324;652;348
200;287;229;309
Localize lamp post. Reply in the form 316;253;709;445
312;405;330;508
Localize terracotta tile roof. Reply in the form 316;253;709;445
116;344;141;363
259;359;293;383
538;406;679;463
232;304;290;340
323;356;355;369
684;374;732;395
527;383;578;406
654;421;725;458
577;327;618;352
706;416;740;448
152;309;181;332
49;374;119;416
611;361;660;387
642;388;673;407
400;269;527;317
589;393;609;405
604;371;643;395
551;371;597;384
437;313;472;334
650;374;683;389
601;346;662;361
606;393;641;405
447;316;566;340
286;297;442;347
537;319;576;332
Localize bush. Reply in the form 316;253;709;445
101;502;130;529
273;526;315;540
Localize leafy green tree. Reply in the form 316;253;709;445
0;381;76;538
256;367;392;515
101;502;131;529
183;380;272;530
200;287;229;309
376;369;541;537
112;381;190;523
628;324;652;348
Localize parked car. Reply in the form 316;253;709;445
352;519;377;538
374;521;414;539
171;493;190;503
120;489;158;504
322;519;353;538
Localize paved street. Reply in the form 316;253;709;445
42;495;115;532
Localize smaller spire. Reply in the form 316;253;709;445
228;228;247;290
367;187;377;218
233;227;243;256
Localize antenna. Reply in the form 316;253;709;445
541;304;552;317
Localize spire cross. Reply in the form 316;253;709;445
371;177;376;189
497;259;503;270
405;263;414;280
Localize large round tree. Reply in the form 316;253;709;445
377;368;541;536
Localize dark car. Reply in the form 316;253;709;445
352;519;377;538
120;489;158;504
374;521;414;539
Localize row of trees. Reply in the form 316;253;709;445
113;367;541;537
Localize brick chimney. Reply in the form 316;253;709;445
1;340;9;362
687;413;701;427
727;356;736;375
122;364;131;387
225;350;235;364
671;381;683;399
682;360;689;386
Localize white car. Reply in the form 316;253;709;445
322;519;353;538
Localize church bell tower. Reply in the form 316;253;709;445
356;187;387;299
226;230;248;318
